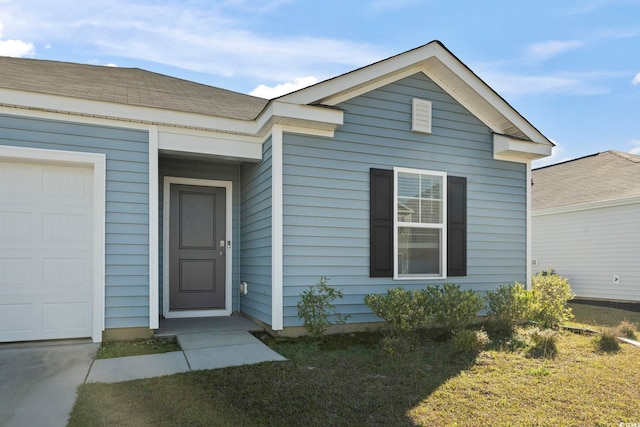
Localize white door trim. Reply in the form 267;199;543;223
0;144;106;343
162;176;233;318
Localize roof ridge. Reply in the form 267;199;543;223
533;152;601;171
607;150;640;163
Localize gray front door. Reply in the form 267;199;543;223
169;184;226;310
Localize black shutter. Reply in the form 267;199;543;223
447;176;467;277
370;168;394;277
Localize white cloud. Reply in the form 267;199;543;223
478;70;609;97
0;38;35;57
250;76;318;99
367;0;424;12
633;72;640;85
0;20;35;57
526;40;584;62
630;139;640;155
105;63;118;67
0;1;386;85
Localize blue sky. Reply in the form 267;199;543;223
0;0;638;167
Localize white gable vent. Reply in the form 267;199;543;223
412;98;432;134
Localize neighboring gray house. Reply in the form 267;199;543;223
532;150;640;302
0;41;552;342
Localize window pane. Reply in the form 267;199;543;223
397;173;419;198
420;199;442;223
397;227;441;276
397;172;443;225
421;175;442;199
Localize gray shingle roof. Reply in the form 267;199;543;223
532;150;640;210
0;56;268;120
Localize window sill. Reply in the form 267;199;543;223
394;275;446;281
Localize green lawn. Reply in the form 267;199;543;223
70;307;640;426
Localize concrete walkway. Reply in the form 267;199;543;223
0;341;99;427
87;330;287;383
0;316;286;426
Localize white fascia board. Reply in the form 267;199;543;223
431;53;551;145
279;41;552;146
533;196;640;216
1;89;344;141
321;65;424;106
0;105;150;130
493;134;553;163
0;88;256;135
158;126;263;161
279;43;443;105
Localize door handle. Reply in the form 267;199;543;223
220;251;225;256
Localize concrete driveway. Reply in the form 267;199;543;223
0;341;98;427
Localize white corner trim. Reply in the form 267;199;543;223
162;176;233;318
271;125;284;330
0;145;106;343
493;134;553;162
148;126;159;329
526;162;532;289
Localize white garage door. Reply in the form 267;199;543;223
0;159;94;342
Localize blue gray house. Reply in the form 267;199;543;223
0;41;552;342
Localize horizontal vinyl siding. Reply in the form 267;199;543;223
282;73;527;327
532;203;640;301
0;113;150;329
240;137;273;325
158;157;241;313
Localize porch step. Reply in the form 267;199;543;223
155;315;264;337
178;331;287;371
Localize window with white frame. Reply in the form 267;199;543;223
394;167;447;278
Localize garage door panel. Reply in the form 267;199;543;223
0;159;94;342
0;162;38;196
42;257;88;286
42;166;91;199
42;300;90;332
0;257;35;286
0;211;32;240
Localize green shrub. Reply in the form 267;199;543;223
617;320;637;340
424;283;484;334
452;329;491;355
486;282;534;334
364;288;429;337
528;327;559;358
297;277;350;338
530;269;575;328
593;327;620;352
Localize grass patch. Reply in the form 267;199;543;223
70;327;640;426
96;337;181;359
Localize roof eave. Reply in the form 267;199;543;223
279;40;554;148
493;133;553;163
